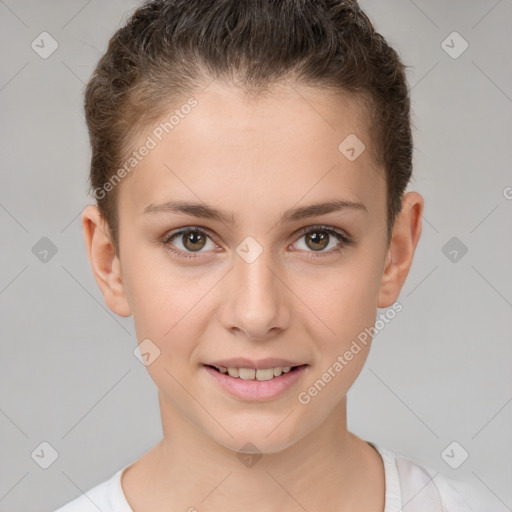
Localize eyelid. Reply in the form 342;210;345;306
162;224;351;242
161;224;353;259
294;224;352;242
161;225;219;248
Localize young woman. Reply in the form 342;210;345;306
55;1;476;510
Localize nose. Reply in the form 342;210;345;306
220;245;291;340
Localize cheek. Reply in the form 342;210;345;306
295;256;382;346
121;242;201;334
292;254;382;401
121;249;229;381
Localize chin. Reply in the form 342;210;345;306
206;419;303;456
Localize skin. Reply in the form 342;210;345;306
82;81;423;511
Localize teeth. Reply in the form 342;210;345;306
239;368;256;380
227;367;239;378
215;365;299;380
255;368;274;381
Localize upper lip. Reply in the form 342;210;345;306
205;358;307;370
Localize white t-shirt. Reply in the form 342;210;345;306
53;442;478;512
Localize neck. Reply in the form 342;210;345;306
122;394;384;512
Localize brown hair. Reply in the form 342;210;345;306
84;0;413;256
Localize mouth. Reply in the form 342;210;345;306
205;364;306;381
203;362;309;401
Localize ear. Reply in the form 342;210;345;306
81;204;131;317
378;191;424;308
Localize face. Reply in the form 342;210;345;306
85;81;414;454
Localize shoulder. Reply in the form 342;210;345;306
53;467;127;512
370;442;485;512
394;453;474;511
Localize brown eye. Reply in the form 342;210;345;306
181;229;207;251
294;225;352;257
305;231;330;251
162;227;216;260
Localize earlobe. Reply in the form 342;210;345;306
81;205;132;317
377;191;424;308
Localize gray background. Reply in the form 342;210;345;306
0;0;511;510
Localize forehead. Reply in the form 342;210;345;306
118;81;385;224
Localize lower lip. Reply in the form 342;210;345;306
203;365;308;401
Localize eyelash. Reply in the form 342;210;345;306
160;225;353;261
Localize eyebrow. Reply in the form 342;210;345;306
143;199;367;225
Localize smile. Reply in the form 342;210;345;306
203;364;309;401
208;364;300;381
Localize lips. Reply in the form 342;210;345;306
205;358;306;370
204;358;307;381
206;364;304;381
203;362;308;401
